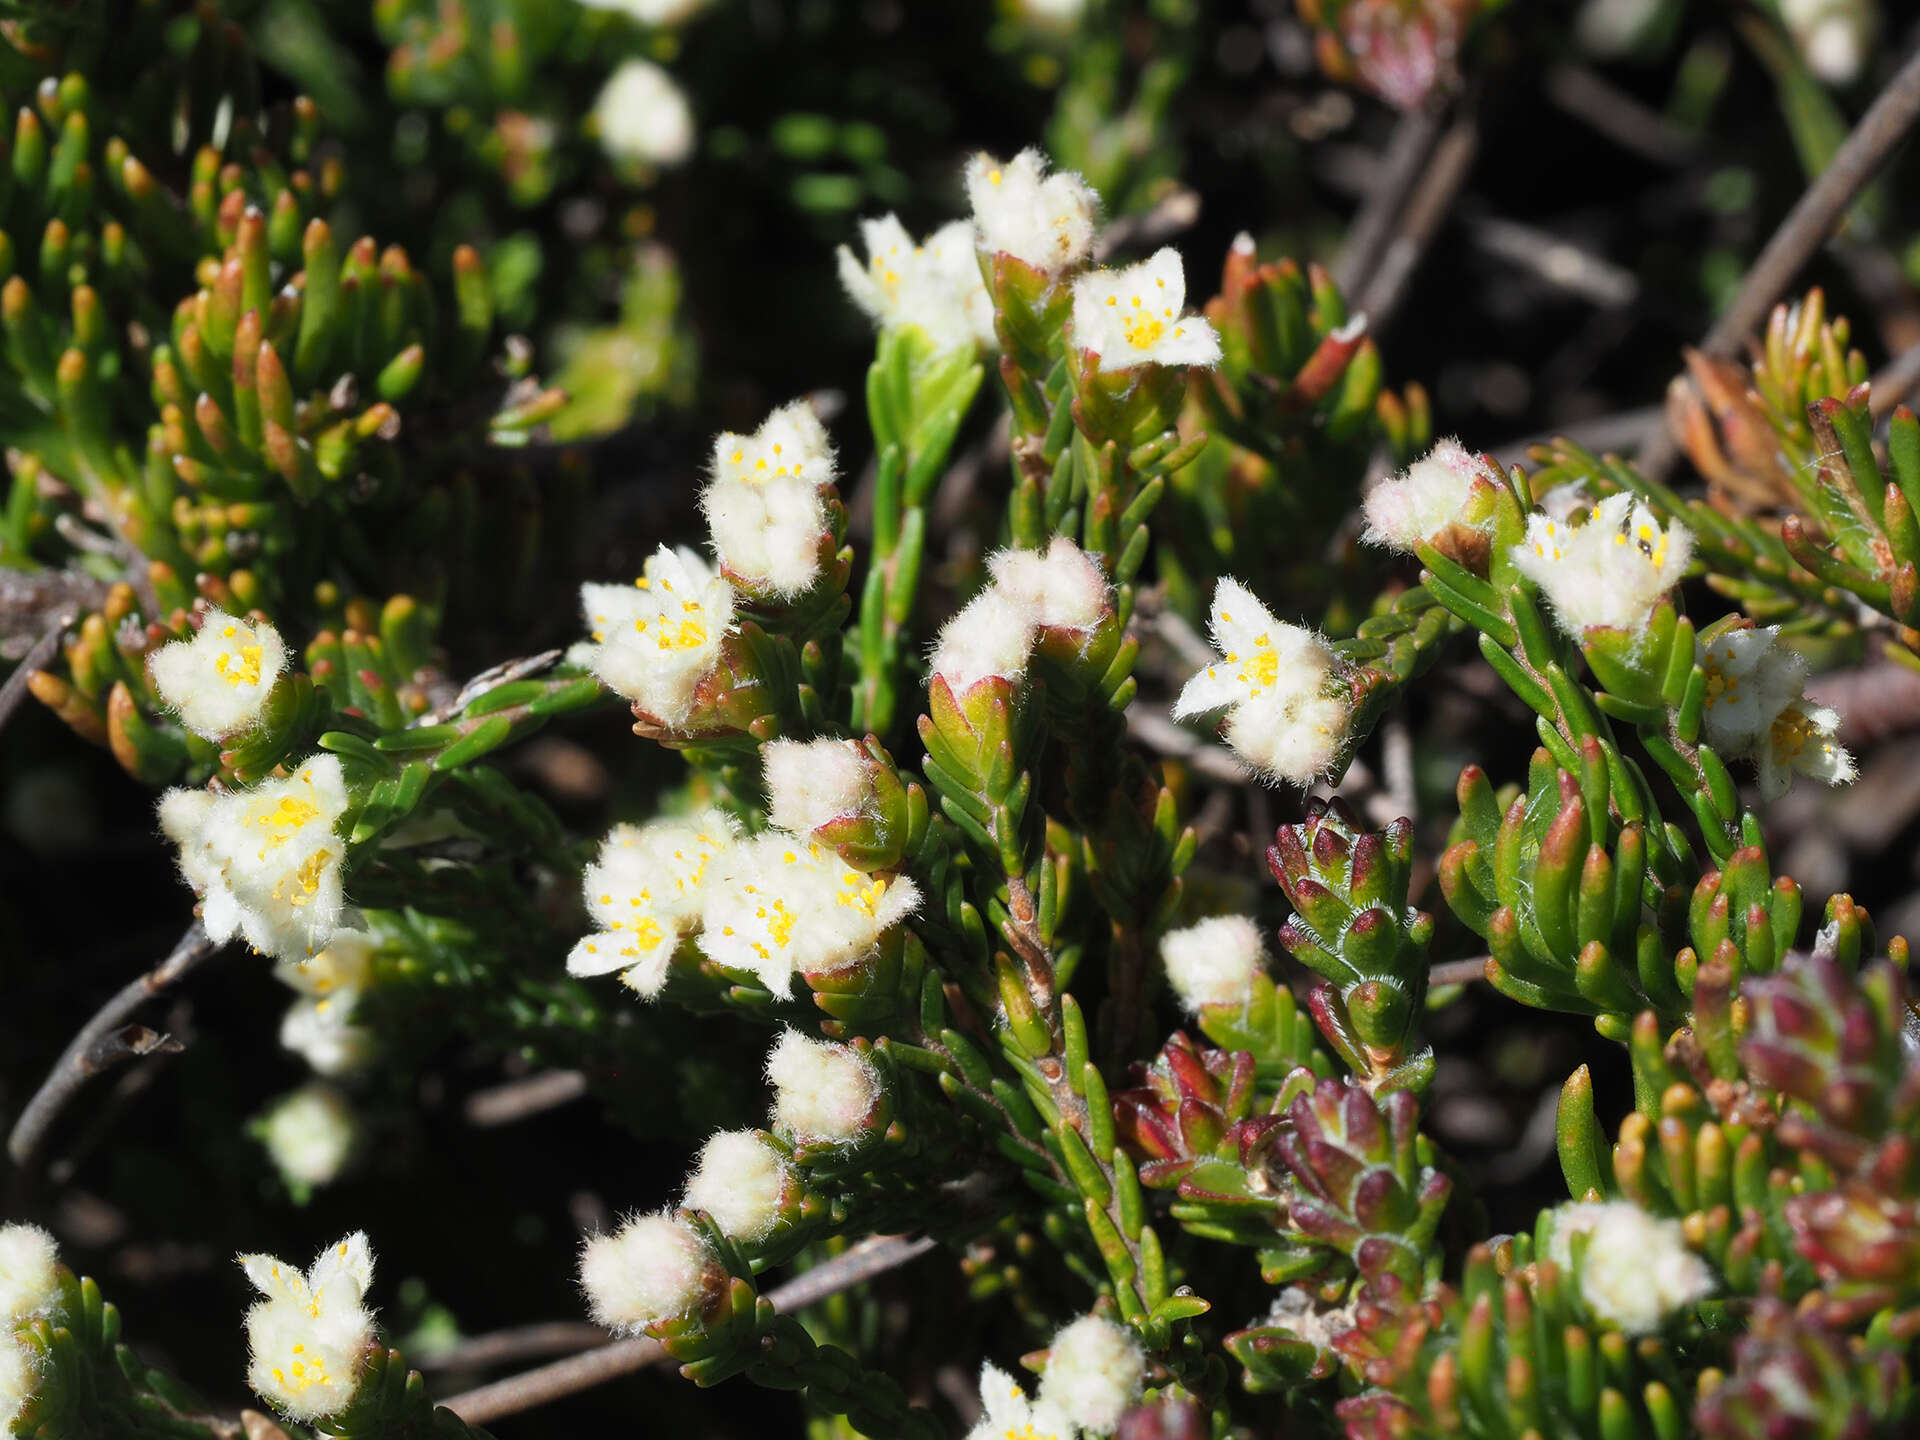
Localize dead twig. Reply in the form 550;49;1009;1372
414;1321;608;1373
438;1233;937;1425
1334;101;1450;299
1357;110;1481;329
0;613;71;738
1640;45;1920;480
463;1069;589;1127
1430;957;1490;987
9;923;221;1173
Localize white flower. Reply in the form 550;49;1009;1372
1759;700;1856;800
148;607;289;741
0;1225;59;1323
579;1212;715;1335
1780;0;1871;85
837;215;995;353
1696;628;1807;755
763;738;873;838
275;929;377;1076
930;588;1038;694
701;403;836;599
258;1083;358;1189
700;832;919;994
1549;1202;1714;1336
1070;247;1221;373
576;0;713;24
161;757;352;961
568;811;735;995
1361;438;1491;554
1161;914;1269;1012
765;1030;878;1143
987;538;1110;633
683;1130;792;1243
965;149;1098;276
1172;578;1351;785
1016;0;1088;25
1040;1315;1145;1433
593;59;694;167
1509;491;1692;639
965;1361;1076;1440
0;1341;37;1436
581;545;734;727
239;1232;376;1421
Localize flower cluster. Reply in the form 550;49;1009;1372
929;537;1113;697
567;810;737;995
580;545;736;728
1696;625;1855;799
1548;1201;1715;1336
1511;491;1693;640
1172;577;1353;785
964;1314;1145;1439
1070;248;1221;374
160;756;352;961
148;607;289;741
838;214;995;355
276;928;378;1075
965;148;1099;277
238;1232;377;1421
702;401;838;599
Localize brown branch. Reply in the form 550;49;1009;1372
413;1322;608;1373
9;922;222;1172
1356;111;1482;329
1430;956;1490;987
438;1233;937;1426
463;1069;589;1126
1334;101;1450;299
1640;45;1920;480
0;613;70;738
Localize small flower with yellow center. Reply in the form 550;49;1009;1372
1758;699;1855;800
238;1232;375;1421
568;811;737;998
702;403;838;598
1069;247;1221;373
964;1362;1076;1440
837;213;996;353
1510;492;1692;639
275;929;378;1076
964;148;1098;276
148;606;290;741
580;545;735;728
1173;577;1352;785
700;830;919;995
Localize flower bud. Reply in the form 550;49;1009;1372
765;1030;881;1144
1039;1315;1145;1433
579;1212;721;1336
1361;438;1499;572
1548;1201;1715;1335
257;1083;358;1191
1160;914;1270;1014
682;1129;797;1243
986;537;1111;641
0;1224;60;1324
593;59;693;167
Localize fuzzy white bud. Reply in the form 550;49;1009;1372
929;588;1038;694
239;1232;376;1421
258;1083;358;1190
1070;247;1221;373
763;738;873;838
1780;0;1871;84
1039;1315;1146;1433
0;1225;60;1324
593;59;694;167
966;1362;1075;1440
1510;492;1692;639
581;545;735;728
1549;1202;1714;1336
1161;914;1269;1012
683;1130;791;1243
1361;438;1491;554
148;607;289;741
765;1030;878;1143
987;537;1110;633
965;148;1098;276
837;215;995;353
1173;577;1351;785
579;1212;714;1335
